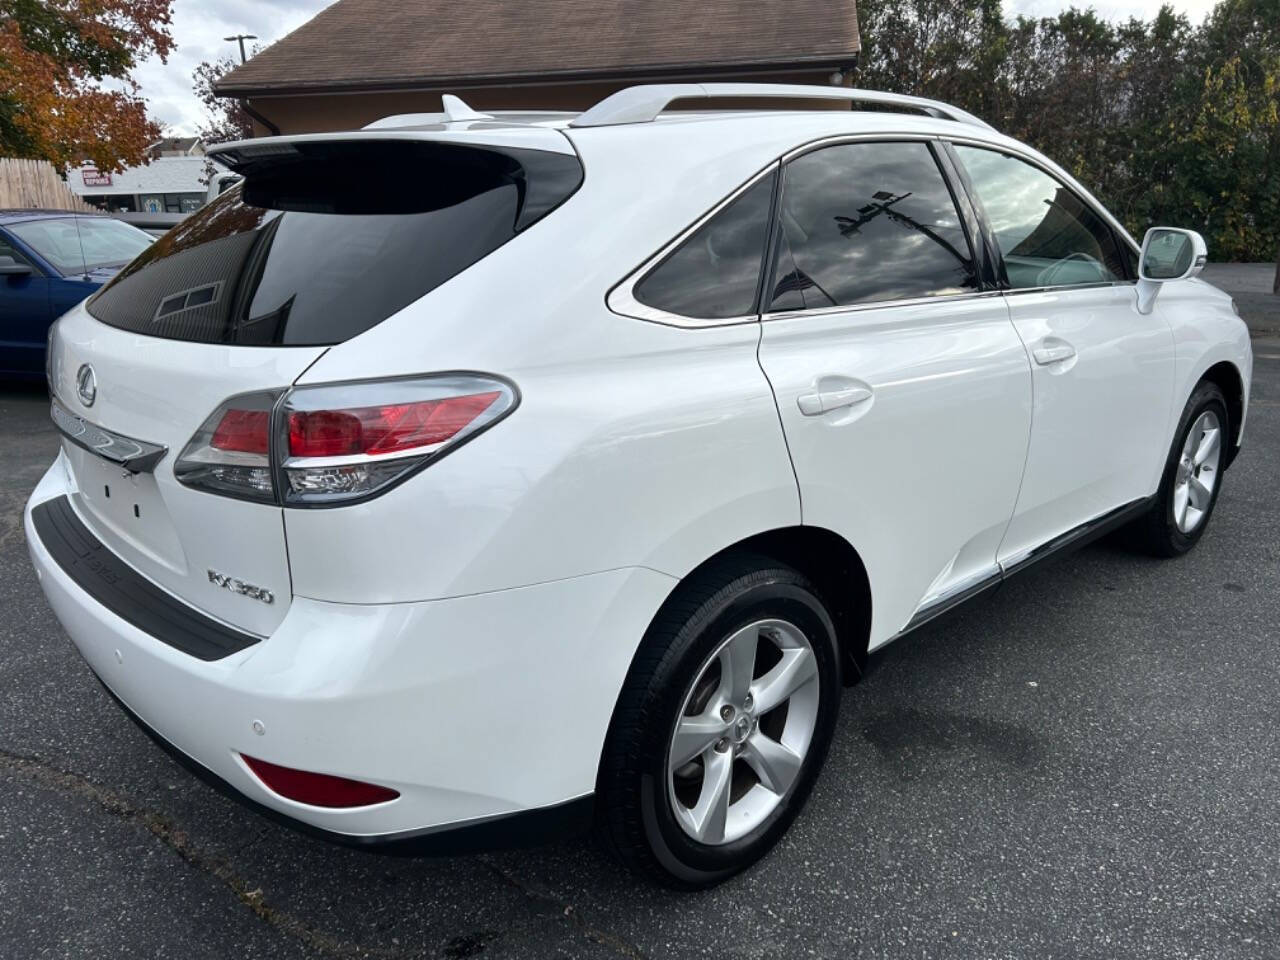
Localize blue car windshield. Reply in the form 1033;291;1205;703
8;217;153;275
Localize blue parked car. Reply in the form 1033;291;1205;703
0;210;153;379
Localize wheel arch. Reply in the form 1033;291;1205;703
1198;360;1246;468
638;526;873;689
594;524;872;815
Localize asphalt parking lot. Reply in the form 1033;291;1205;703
2;278;1278;959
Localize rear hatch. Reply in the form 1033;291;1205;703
46;127;582;638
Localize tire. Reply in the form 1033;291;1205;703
596;555;842;888
1132;381;1230;557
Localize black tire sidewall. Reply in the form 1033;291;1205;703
633;576;841;886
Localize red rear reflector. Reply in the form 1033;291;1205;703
211;409;271;455
287;391;500;458
241;755;400;808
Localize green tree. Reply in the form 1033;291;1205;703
850;0;1279;262
1193;0;1280;267
1185;56;1279;260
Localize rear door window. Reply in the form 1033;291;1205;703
768;141;977;312
87;140;582;345
631;171;776;320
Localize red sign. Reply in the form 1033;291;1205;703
81;169;112;187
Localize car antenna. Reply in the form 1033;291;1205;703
72;213;90;280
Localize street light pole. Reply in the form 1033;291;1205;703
223;34;258;64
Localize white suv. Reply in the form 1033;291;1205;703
26;84;1252;888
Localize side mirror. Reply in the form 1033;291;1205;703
1136;227;1207;314
0;255;32;277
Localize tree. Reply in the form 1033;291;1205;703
850;0;1279;263
1194;0;1280;272
192;51;258;146
0;0;174;172
1184;55;1279;261
852;0;994;111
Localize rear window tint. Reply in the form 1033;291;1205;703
769;141;977;310
632;171;776;320
87;140;582;346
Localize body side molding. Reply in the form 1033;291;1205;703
893;496;1153;641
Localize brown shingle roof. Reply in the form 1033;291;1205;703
215;0;860;97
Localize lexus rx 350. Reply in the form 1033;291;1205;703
25;85;1252;887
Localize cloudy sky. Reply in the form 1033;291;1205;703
139;0;1224;136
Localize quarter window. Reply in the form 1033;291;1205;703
632;171;776;320
768;141;977;312
952;146;1126;289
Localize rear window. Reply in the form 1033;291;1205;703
87;140;582;346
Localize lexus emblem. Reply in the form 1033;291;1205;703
76;364;97;407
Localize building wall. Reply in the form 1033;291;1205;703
244;69;851;135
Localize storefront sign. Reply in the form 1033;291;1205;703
82;169;112;187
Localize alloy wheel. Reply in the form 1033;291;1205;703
1172;410;1221;534
666;618;820;846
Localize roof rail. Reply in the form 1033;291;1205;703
570;83;994;131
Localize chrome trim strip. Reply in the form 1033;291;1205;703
897;566;1003;638
762;289;1003;323
50;397;168;473
606;163;780;328
998;498;1149;579
778;130;942;164
891;497;1153;643
999;281;1135;297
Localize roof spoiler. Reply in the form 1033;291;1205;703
570;83;995;131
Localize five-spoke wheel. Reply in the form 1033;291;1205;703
597;557;842;888
1172;409;1221;534
1133;380;1230;556
668;619;819;845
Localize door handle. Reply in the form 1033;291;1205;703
1033;342;1076;365
797;384;873;416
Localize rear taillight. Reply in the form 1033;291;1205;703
286;391;501;458
174;375;516;506
174;390;278;503
212;409;271;454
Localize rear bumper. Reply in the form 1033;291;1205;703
26;455;676;847
95;674;594;853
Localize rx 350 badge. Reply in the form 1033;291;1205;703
207;569;274;604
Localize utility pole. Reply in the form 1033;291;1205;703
224;34;257;64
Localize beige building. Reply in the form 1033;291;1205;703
215;0;861;135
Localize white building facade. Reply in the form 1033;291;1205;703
69;156;210;215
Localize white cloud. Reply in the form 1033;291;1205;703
134;0;332;135
132;0;1221;137
1006;0;1219;22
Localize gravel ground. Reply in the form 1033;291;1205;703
1;283;1277;959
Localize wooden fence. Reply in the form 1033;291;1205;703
0;157;94;211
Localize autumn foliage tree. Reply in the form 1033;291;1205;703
192;50;258;146
0;0;173;172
